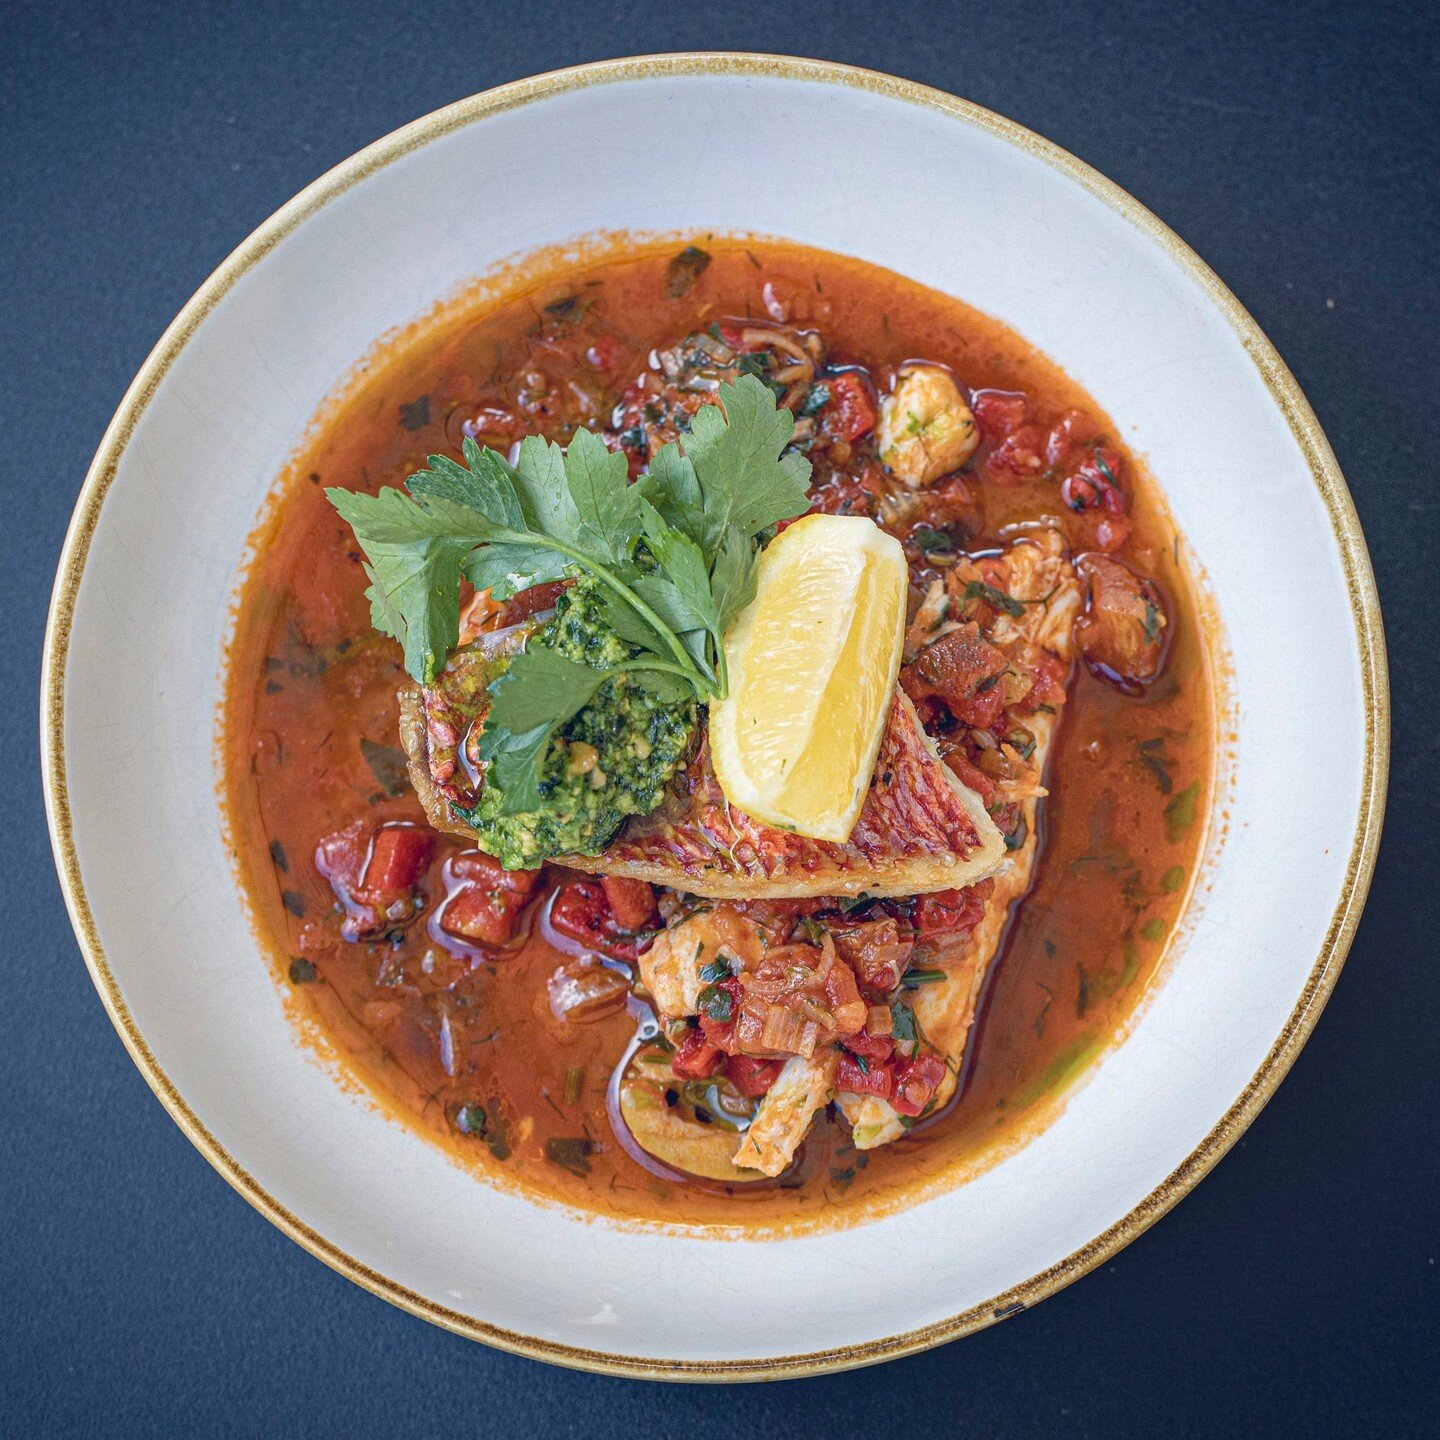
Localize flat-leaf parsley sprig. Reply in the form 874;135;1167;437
327;374;811;812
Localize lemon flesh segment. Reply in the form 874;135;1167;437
709;514;907;842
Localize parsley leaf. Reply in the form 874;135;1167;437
685;376;812;557
562;426;641;568
962;580;1025;619
325;485;495;683
709;524;761;636
476;649;618;814
328;372;813;800
637;442;703;543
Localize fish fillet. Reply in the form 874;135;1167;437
401;670;1007;899
840;529;1082;1147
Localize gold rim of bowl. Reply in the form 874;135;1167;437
39;52;1391;1381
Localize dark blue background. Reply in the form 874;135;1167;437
4;1;1436;1433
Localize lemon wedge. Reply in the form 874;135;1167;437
709;513;907;842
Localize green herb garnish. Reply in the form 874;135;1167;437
800;383;832;416
697;983;734;1023
901;969;947;987
1136;736;1174;795
544;1136;594;1176
890;998;921;1051
1142;598;1161;645
665;245;711;297
454;1102;487;1136
1164;781;1199;842
328;375;810;811
962;580;1025;618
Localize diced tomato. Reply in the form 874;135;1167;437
439;850;541;948
891;1053;948;1117
971;388;1029;443
316;820;432;942
1044;409;1099;468
362;825;432;893
900;624;1009;729
985;423;1046;481
725;1054;784;1098
315;820;367;883
845;1030;896;1064
549;877;647;961
912;882;993;948
820;370;878;442
599;876;657;931
1020;647;1070;712
837;1053;895;1100
1086;511;1132;552
697;977;744;1050
672;1029;723;1080
1061;446;1127;516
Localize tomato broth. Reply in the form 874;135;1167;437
223;237;1213;1229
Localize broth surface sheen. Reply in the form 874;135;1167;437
223;237;1213;1230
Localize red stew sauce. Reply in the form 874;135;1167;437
222;238;1213;1229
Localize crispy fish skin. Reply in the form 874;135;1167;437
402;671;1007;899
584;690;1005;899
399;686;477;840
842;758;1045;1148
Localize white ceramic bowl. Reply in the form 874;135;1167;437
42;56;1387;1379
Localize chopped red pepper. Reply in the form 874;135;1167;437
672;1029;723;1080
362;825;432;893
725;1054;784;1098
820;370;879;442
837;1053;895;1100
549;877;647;961
439;850;541;948
599;875;657;932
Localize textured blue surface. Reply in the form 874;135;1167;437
4;1;1437;1433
